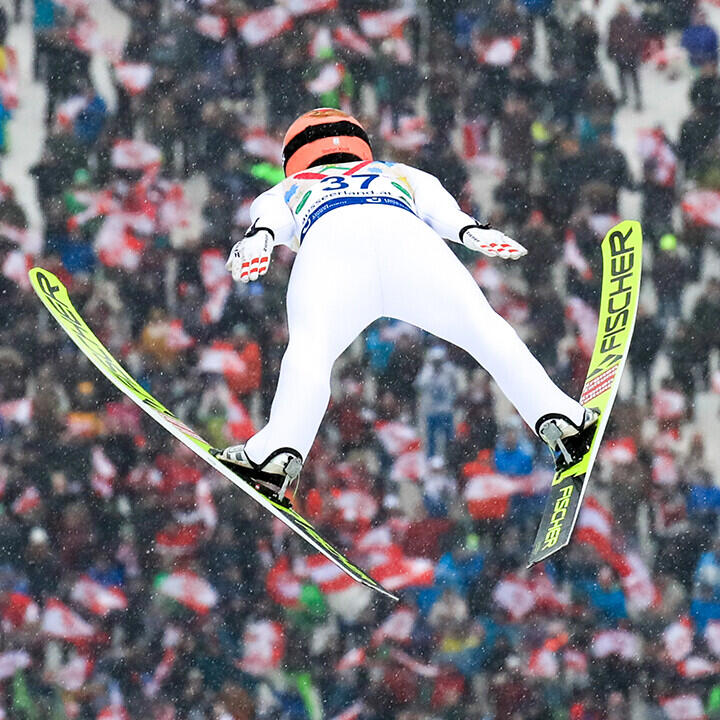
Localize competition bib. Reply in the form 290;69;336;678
283;161;417;241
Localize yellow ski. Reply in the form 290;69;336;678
29;267;397;601
529;221;643;566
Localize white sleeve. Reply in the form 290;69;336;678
246;182;299;251
399;164;478;242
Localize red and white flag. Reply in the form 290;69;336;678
164;319;195;352
527;647;559;678
472;258;505;291
371;553;434;591
244;129;283;165
91;445;117;499
56;95;88;130
156;571;218;614
530;574;571;613
390;648;440;678
330;703;365;720
0;222;43;254
652;451;678;485
52;655;93;691
591;630;640;660
1;592;40;630
564;229;592;280
198;341;246;378
70;19;123;61
677;656;719;678
0;397;32;426
67;189;118;230
239;620;285;675
588;213;620;238
307;62;346;95
145;647;176;698
333;25;374;57
0;651;31;680
564;649;588;676
227;393;256;441
356;524;394;552
663;616;693;662
600;437;637;466
111;139;162;170
155;525;202;558
95;216;144;271
493;575;536;620
682;189;720;228
195;14;229;41
266;556;302;607
638;128;677;188
12;486;41;515
475;36;522;66
294;554;356;594
281;0;337;16
0;47;19;110
380;114;428;152
2;251;33;289
200;248;231;324
336;647;366;671
332;489;378;525
237;7;293;46
660;695;705;720
618;551;661;612
114;62;153;95
371;607;416;647
195;478;218;530
390;449;426;482
652;387;686;420
464;474;518;520
42;599;96;641
97;705;130;720
358;8;413;38
565;297;598;358
374;420;419;456
156;181;190;232
575;496;615;560
71;577;127;617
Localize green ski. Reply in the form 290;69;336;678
528;220;643;566
29;267;397;601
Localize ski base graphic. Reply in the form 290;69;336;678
29;267;397;601
528;220;643;566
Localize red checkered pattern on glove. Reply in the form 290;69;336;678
460;224;527;260
226;225;274;283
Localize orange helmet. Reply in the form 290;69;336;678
282;108;373;177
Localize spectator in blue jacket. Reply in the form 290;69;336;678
682;10;719;67
494;421;535;476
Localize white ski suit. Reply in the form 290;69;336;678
238;159;584;461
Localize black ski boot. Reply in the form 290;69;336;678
211;445;303;506
536;407;600;471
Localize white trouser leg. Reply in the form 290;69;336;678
378;211;585;431
244;213;381;461
244;205;583;462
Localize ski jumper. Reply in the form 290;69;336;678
241;160;585;461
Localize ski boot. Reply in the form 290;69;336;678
211;445;303;507
536;407;600;471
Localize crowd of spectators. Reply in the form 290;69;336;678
1;0;720;718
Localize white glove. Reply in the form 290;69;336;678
460;224;527;260
226;224;274;283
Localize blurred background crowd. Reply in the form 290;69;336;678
1;0;720;718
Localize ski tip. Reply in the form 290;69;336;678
603;220;643;250
375;585;400;602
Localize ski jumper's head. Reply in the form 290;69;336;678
282;108;373;177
